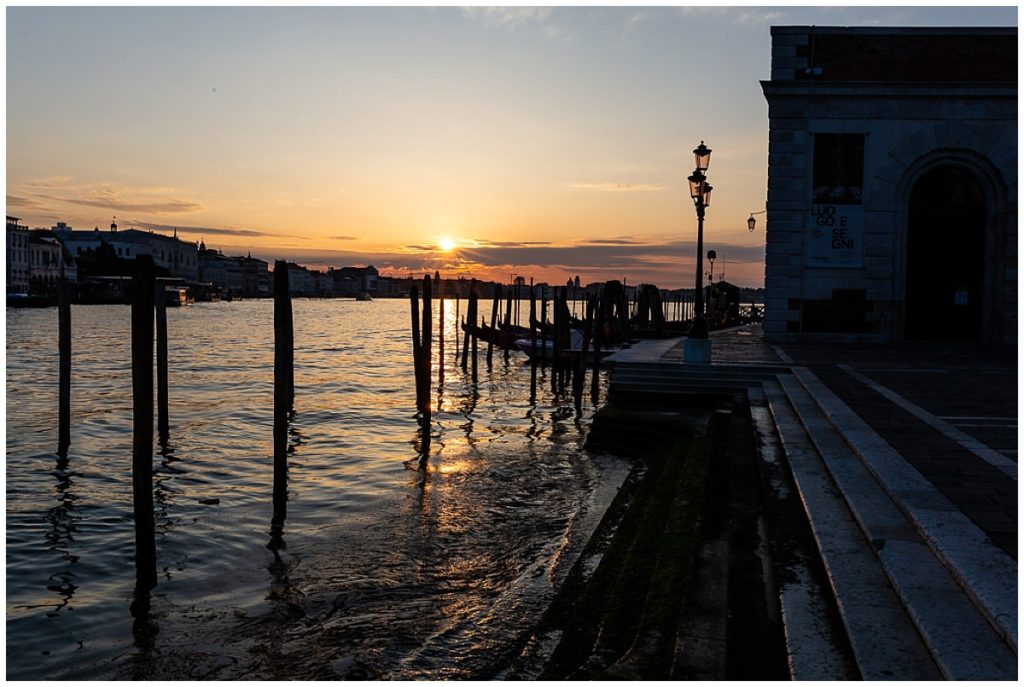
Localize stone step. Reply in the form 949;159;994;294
791;366;1018;656
748;384;858;680
778;371;1016;680
763;379;941;680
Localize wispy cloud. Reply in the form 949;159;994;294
36;193;202;214
474;239;552;248
6;194;45;210
570;182;662;192
11;178;204;216
462;6;552;29
581;238;645;246
134;221;283;238
329;235;359;241
461;6;573;40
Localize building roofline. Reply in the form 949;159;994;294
770;25;1017;36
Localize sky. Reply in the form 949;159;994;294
6;5;1017;288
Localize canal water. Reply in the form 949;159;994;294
6;298;629;679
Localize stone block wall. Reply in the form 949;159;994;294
761;26;1017;344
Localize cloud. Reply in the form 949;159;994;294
329;235;359;241
6;194;45;210
239;237;765;287
570;182;663;192
462;6;553;29
581;238;645;246
36;193;202;214
11;178;204;216
461;6;573;40
474;240;552;248
133;221;282;238
272;237;762;274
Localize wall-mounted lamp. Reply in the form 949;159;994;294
747;209;767;232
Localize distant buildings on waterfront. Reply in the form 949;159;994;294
6;216;75;295
7;215;760;306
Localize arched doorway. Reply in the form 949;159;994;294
905;165;986;340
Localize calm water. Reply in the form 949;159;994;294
6;298;628;679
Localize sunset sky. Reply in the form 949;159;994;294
7;5;1015;288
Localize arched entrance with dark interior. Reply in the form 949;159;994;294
905;165;987;341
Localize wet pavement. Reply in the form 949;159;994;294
663;325;1018;559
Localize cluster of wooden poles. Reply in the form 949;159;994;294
53;255;300;596
51;260;683;596
408;273;605;464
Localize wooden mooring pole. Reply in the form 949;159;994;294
551;290;562;393
470;282;479;383
410;283;422;411
529;286;538;402
460;280;473;371
487;284;501;367
155;281;169;442
421;274;433;419
573;294;596;412
540;292;548;364
590;293;601;403
131;256;157;591
454;292;460;362
529;288;537;362
436;272;444;385
273;261;292;521
57;279;71;458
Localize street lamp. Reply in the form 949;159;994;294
747;209;767;232
687;141;712;338
683;141;713;364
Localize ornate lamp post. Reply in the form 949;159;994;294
683;141;713;363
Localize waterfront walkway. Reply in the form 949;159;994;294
671;325;1018;557
605;325;1018;679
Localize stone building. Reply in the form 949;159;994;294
54;219;199;281
760;26;1016;343
328;265;379;296
6;216;30;292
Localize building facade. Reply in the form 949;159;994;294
761;26;1016;343
7;216;30;292
328;265;379;296
54;220;199;281
28;235;64;289
240;253;270;297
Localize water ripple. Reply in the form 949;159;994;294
7;298;624;679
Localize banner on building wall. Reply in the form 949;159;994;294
808;204;863;268
808;133;865;269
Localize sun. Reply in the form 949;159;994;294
438;237;456;252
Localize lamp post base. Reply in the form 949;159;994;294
683;336;711;364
